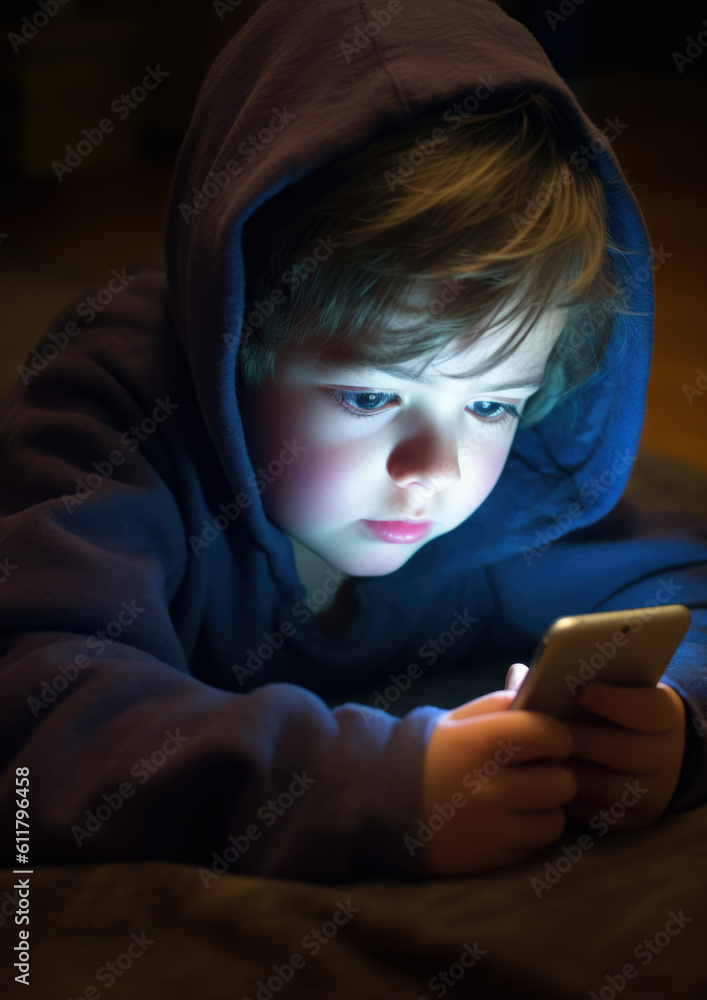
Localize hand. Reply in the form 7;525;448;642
422;687;577;877
563;681;687;832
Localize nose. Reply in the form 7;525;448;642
387;426;462;503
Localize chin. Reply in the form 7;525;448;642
336;542;422;579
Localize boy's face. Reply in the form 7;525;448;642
239;295;566;579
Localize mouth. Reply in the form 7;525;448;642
360;519;433;544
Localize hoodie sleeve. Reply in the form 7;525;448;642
483;497;707;816
0;291;443;884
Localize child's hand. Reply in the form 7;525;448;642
563;681;687;832
422;689;577;877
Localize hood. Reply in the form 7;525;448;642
163;0;654;590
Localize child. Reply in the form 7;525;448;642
1;0;705;884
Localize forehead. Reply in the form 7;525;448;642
428;306;564;374
286;299;566;387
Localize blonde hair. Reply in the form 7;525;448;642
236;90;635;428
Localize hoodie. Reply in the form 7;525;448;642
1;0;706;883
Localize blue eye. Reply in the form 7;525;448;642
469;400;517;422
322;388;519;426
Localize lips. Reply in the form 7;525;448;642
361;519;433;543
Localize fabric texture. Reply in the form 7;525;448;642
1;0;706;883
3;801;707;999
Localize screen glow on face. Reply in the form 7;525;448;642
239;306;566;579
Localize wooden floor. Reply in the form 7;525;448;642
1;71;705;469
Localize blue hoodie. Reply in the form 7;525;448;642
1;0;706;883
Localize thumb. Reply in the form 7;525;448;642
505;662;529;692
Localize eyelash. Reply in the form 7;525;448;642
321;388;520;427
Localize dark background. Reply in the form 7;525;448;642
1;0;705;464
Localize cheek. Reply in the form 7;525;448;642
457;432;514;508
244;392;379;530
267;443;368;530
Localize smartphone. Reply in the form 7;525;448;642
510;604;691;720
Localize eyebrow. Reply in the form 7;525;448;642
316;360;546;393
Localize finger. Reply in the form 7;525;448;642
565;796;647;832
509;807;567;854
565;797;615;828
447;689;516;720
578;682;681;734
440;708;573;775
505;663;529;692
499;761;578;809
565;758;651;806
564;720;657;772
492;710;575;764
